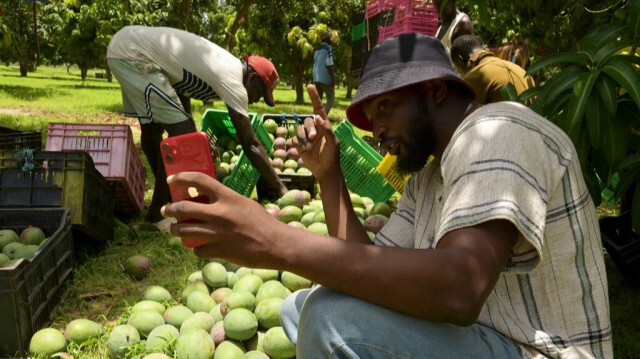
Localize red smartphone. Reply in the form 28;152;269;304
160;131;217;248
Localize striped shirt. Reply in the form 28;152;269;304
107;26;249;117
376;102;612;358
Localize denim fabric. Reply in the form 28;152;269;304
281;286;521;359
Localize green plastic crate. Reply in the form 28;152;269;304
351;21;366;41
334;120;396;203
200;109;272;197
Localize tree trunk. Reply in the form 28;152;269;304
183;0;191;32
226;0;258;52
293;63;305;104
105;61;113;82
79;62;88;80
19;62;28;77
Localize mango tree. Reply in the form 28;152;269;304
504;1;640;230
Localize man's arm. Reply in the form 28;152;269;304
226;105;287;198
164;171;518;325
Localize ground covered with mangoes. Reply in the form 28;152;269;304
8;187;393;359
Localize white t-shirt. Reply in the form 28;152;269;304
107;26;248;117
376;102;612;358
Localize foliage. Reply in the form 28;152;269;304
504;0;640;231
0;1;40;75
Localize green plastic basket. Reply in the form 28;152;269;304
200;109;272;197
351;21;366;41
334;120;396;203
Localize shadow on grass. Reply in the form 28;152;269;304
0;85;63;101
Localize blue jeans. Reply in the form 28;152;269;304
280;286;521;358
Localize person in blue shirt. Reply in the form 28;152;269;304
313;32;335;116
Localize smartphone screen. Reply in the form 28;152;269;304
160;131;217;248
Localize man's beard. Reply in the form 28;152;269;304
395;103;436;176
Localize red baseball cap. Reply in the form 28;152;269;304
244;54;279;107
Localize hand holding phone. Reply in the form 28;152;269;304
161;131;217;248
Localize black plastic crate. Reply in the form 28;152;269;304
0;150;114;242
0;208;74;358
0;125;42;151
599;211;640;288
257;172;316;203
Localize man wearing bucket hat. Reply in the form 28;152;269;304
160;33;612;358
107;26;287;225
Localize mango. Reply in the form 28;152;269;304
0;229;19;249
187;291;217;313
144;285;172;303
146;324;179;353
370;202;392;217
20;226;46;245
364;214;389;234
255;280;290;304
175;328;215;359
64;318;103;344
224;308;258;341
263;326;295;359
202;262;228;289
214;340;245;359
131;300;166;316
278;206;303;223
307;222;328;236
281;271;313;292
127;309;164;337
233;274;263;295
221;290;256;315
180;312;215;334
164;305;193;329
107;325;140;358
29;328;66;357
255;297;284;330
182;281;210;304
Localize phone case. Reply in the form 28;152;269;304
160;131;217;248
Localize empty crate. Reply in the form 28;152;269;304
45;123;146;213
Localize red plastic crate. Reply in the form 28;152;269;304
45;123;145;213
365;0;395;19
378;18;439;43
394;0;438;22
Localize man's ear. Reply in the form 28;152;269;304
423;80;448;104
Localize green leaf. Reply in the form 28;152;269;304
519;86;540;103
567;70;599;139
475;0;490;24
580;22;628;48
602;56;640;108
595;74;618;115
627;0;640;41
594;39;636;65
546;92;573;126
616;54;640;65
586;92;608;150
633;186;640;233
526;52;591;76
616;154;640;171
601;105;630;169
614;168;640;199
500;83;519;102
535;66;585;108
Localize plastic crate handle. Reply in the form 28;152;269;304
76;130;101;136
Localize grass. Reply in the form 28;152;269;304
1;65;639;358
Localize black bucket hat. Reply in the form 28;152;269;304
346;33;475;132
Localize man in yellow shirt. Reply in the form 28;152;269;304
451;35;535;104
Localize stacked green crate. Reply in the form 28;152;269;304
334;120;396;203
